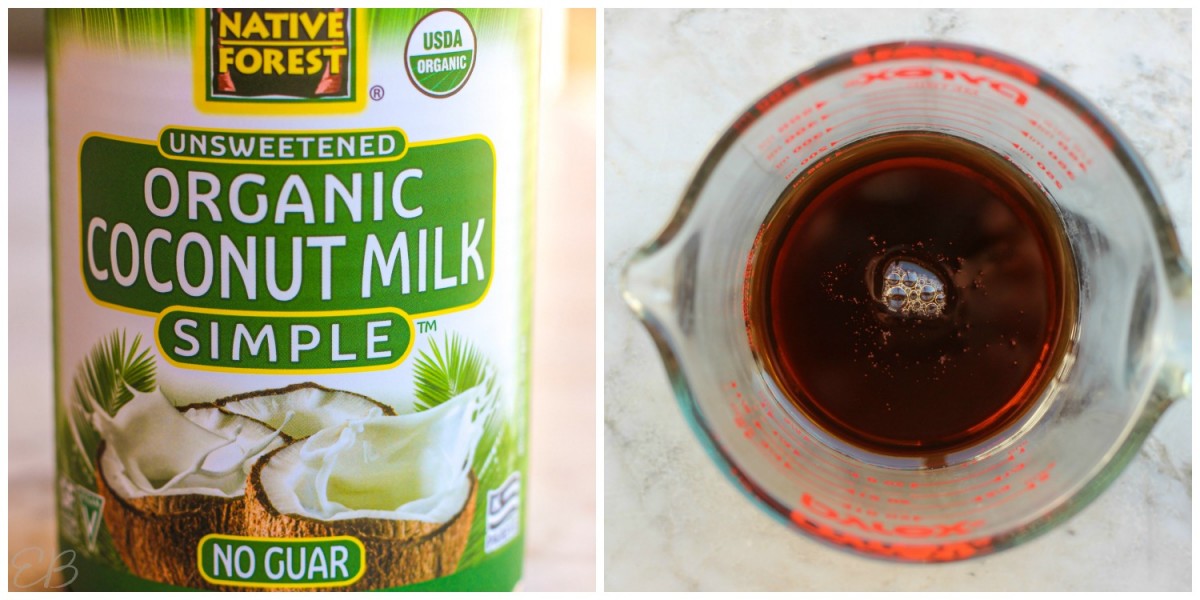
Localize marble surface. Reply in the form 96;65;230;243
604;9;1190;591
7;51;597;590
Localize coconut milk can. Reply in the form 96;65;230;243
48;8;536;591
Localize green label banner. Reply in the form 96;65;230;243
158;127;407;162
78;128;493;372
156;308;414;372
197;535;365;588
80;130;494;316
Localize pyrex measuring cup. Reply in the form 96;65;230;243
621;41;1190;562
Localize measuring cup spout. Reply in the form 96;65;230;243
621;249;670;322
621;232;696;331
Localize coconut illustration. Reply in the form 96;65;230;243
94;384;398;589
244;385;493;591
93;390;285;588
186;382;398;440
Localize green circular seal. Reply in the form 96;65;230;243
405;10;477;98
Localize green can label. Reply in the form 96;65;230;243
49;8;537;592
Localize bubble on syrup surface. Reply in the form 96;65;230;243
876;256;948;318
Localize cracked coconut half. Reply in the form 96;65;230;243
245;384;494;591
95;383;398;589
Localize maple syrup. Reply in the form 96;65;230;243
751;132;1075;456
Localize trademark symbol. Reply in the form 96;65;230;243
417;320;438;334
369;85;385;101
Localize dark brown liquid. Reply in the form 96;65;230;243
751;133;1073;457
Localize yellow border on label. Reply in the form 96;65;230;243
76;130;498;372
192;9;370;116
155;124;409;166
154;305;417;375
196;533;367;589
403;132;499;320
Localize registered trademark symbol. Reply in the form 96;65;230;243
369;85;385;101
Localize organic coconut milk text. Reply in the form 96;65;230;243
49;8;536;591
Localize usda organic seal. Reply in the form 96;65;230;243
406;10;477;98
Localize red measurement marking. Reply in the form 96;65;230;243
762;406;855;478
798;492;986;539
790;129;830;154
909;461;1026;499
1019;133;1075;186
1030;118;1092;173
1021;129;1046;149
839;102;998;130
824;118;1022;157
778;101;1032;173
940;462;1056;519
1037;161;1062;189
790;513;995;561
783;121;819;145
732;112;756;134
906;448;1022;488
844;67;1029;107
1013;141;1036;160
849;44;1039;86
974;484;1011;503
1057;138;1089;173
776;438;914;506
846;488;883;503
753;80;802;117
744;395;1034;507
841;503;882;517
775;101;828;134
730;417;854;498
788;153;837;189
826;85;1023;120
1044;149;1075;181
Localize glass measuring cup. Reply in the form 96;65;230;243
621;41;1190;562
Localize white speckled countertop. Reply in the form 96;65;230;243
604;9;1190;591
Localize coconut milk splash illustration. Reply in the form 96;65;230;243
91;389;288;588
95;390;286;500
246;387;496;590
87;381;403;588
